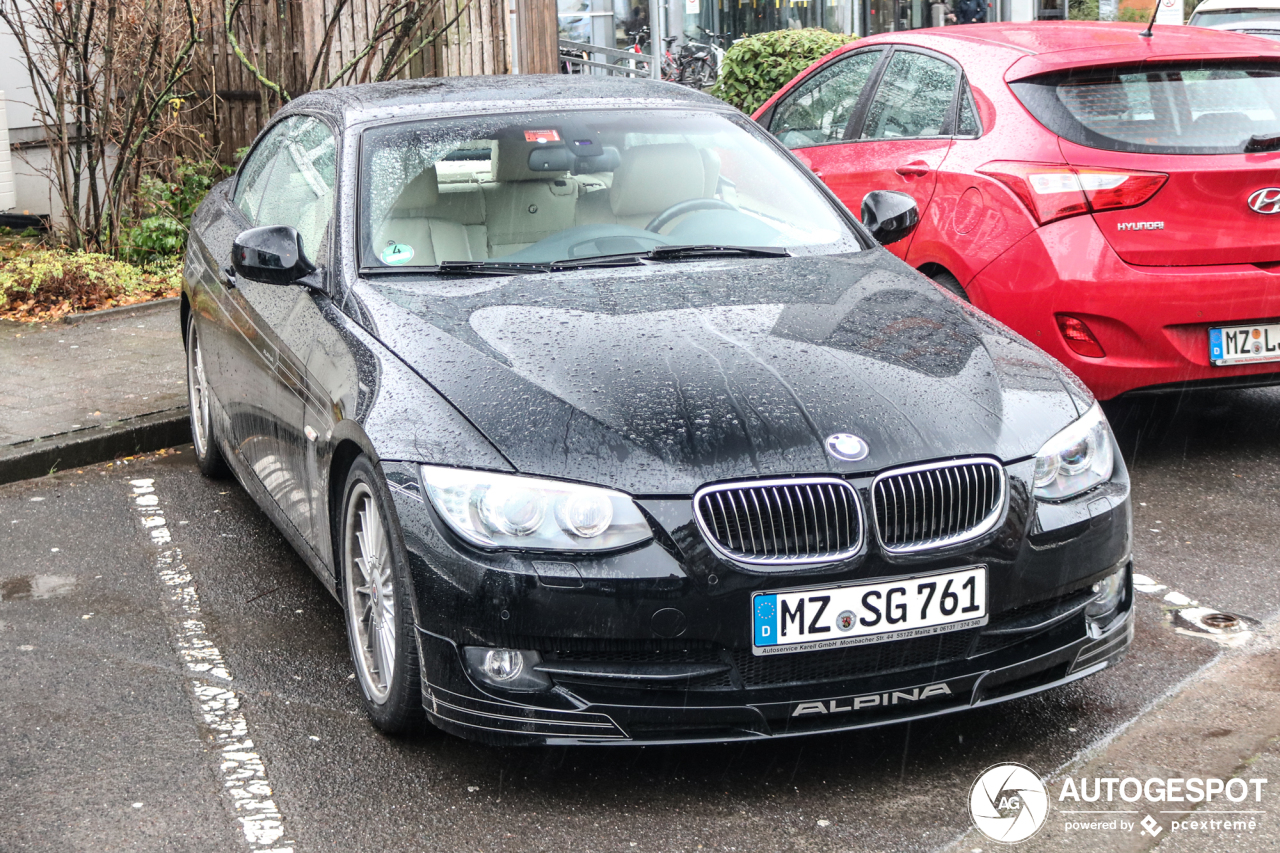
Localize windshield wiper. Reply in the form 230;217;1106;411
1245;132;1280;153
548;245;792;268
644;245;791;261
436;260;554;276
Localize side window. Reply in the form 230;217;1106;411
956;85;980;137
770;49;883;149
233;120;293;223
255;116;338;262
860;51;960;140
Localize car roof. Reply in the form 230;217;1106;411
1193;0;1280;12
280;75;727;126
852;21;1280;80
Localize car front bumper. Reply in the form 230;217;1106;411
414;603;1133;745
385;455;1134;745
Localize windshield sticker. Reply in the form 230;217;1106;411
524;129;560;143
381;243;414;266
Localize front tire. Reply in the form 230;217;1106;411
340;456;423;734
185;313;230;478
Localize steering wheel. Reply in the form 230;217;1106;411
645;198;736;233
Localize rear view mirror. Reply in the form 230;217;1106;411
860;191;920;245
571;145;620;175
232;225;316;285
528;146;575;172
527;145;621;175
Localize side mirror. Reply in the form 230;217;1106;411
232;225;316;285
860;191;920;245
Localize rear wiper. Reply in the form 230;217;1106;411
644;245;791;261
1245;132;1280;153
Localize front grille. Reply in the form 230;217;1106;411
872;458;1005;553
732;629;976;689
694;477;863;565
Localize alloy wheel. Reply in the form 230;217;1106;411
344;483;397;703
186;319;211;459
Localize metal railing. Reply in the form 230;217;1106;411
558;39;654;78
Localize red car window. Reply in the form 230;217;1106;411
860;51;959;140
771;49;884;150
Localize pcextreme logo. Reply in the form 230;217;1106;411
969;763;1050;844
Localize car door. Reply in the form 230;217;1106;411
903;81;997;285
196;114;335;544
239;115;339;543
796;47;962;260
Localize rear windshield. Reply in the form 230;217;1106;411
1011;62;1280;154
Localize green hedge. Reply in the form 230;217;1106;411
712;28;858;114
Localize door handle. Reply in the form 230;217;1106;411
222;265;237;289
895;161;931;178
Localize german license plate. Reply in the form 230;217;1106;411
751;567;987;656
1209;322;1280;366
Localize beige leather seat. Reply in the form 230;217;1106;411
374;165;488;265
482;135;580;257
575;143;720;230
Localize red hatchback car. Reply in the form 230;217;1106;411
753;22;1280;400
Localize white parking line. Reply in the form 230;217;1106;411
129;478;295;852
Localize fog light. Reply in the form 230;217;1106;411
1086;567;1126;619
462;647;552;692
484;649;524;681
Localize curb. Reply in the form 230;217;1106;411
0;407;191;485
56;296;180;326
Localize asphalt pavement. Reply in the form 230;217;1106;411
2;387;1279;853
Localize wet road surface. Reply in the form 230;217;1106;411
2;387;1278;853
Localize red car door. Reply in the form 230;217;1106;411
808;48;962;260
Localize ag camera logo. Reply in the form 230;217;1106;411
970;763;1050;844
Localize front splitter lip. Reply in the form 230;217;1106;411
420;608;1134;745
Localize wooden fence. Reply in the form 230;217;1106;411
185;0;513;163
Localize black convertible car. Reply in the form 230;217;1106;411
182;76;1133;744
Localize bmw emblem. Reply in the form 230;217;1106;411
825;433;869;462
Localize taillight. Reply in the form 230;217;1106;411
1056;314;1106;359
977;162;1167;226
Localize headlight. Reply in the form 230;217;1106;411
420;465;652;551
1032;402;1115;501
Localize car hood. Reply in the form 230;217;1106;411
356;252;1088;495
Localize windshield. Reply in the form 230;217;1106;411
1192;9;1280;25
1012;62;1280;155
358;108;860;270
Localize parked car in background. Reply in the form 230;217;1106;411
182;75;1133;745
754;22;1280;400
1206;16;1280;38
1189;0;1280;26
